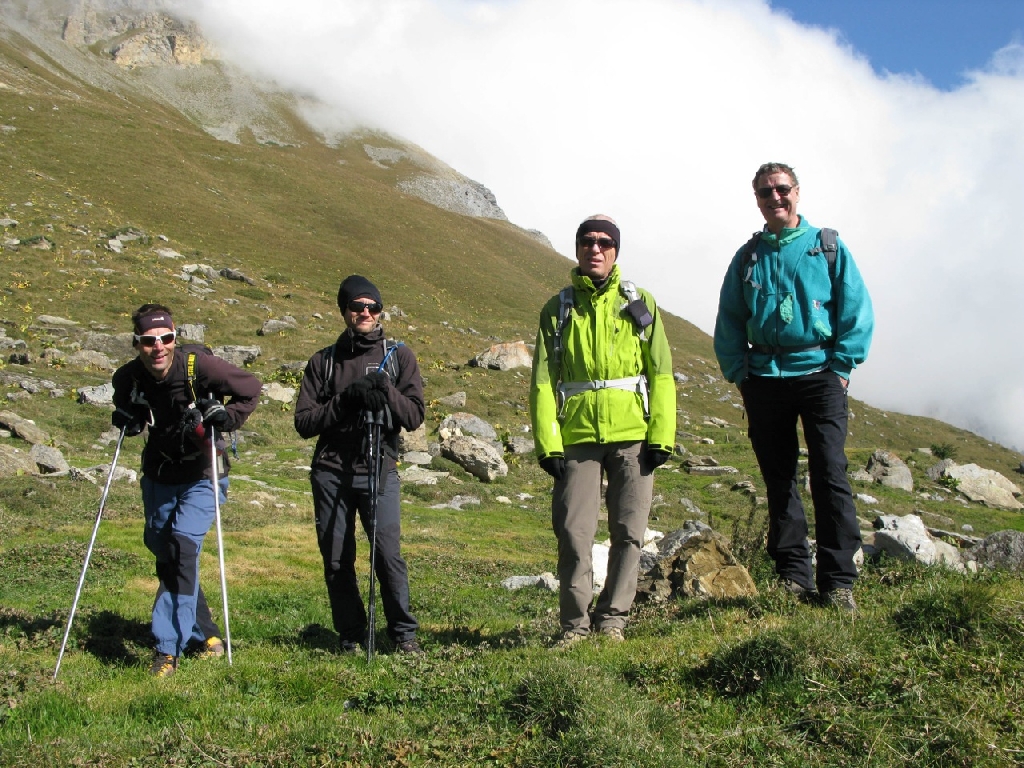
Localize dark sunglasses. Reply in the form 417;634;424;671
578;235;617;250
756;184;795;199
134;331;177;347
348;301;383;315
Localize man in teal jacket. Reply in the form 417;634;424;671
714;162;873;613
531;215;676;646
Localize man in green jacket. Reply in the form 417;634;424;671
530;215;676;646
714;162;873;614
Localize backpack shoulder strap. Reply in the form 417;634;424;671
184;350;200;404
553;286;574;371
319;343;336;400
740;231;763;285
379;339;403;383
809;227;839;280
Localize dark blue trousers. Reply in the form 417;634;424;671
741;371;861;592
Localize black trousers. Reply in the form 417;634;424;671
741;371;861;592
310;468;418;643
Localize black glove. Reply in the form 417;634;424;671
112;407;146;437
363;388;388;412
369;371;390;390
197;398;230;430
643;448;671;473
344;376;375;406
539;456;565;482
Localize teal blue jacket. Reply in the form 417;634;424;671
714;217;873;383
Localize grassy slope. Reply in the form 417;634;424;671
1;21;1023;768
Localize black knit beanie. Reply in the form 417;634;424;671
337;274;383;311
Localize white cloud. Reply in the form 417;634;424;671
177;0;1024;451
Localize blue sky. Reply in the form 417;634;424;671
771;0;1024;89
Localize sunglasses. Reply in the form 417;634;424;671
756;184;795;199
134;331;177;347
347;301;383;315
578;235;617;250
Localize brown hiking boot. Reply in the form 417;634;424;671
149;653;178;678
199;637;225;658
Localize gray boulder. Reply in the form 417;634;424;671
0;444;39;476
965;530;1024;572
440;434;508;482
872;514;963;570
81;331;135;360
213;345;261;367
30;443;70;474
438;391;467;408
67;350;115;370
258;318;298;336
866;449;914;492
635;521;758;602
942;463;1022;510
0;410;50;445
77;383;114;406
439;412;497;441
471;341;533;371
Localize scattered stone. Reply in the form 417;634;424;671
438;391;467;408
213;345;261;367
399;423;429;454
505;435;534;455
77;382;115;406
36;315;79;327
66;350;115;370
176;323;206;343
402;451;433;466
865;449;913;492
430;494;481;510
872;514;963;570
964;530;1024;572
263;382;295;403
941;463;1022;510
635;521;758;602
440;434;508;482
30;443;69;474
220;267;255;284
398;465;449;485
258;318;298;336
0;444;39;476
471;341;532;370
0;410;49;445
856;493;879;505
439;412;497;441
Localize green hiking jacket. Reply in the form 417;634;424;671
530;265;676;460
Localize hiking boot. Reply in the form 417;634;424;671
779;578;814;601
339;639;364;655
199;637;225;658
395;639;424;655
822;588;858;614
149;653;178;678
552;630;588;649
598;626;625;643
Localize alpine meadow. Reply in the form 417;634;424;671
1;3;1023;767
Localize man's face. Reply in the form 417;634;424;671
343;297;383;334
575;231;618;281
755;171;801;233
135;326;176;380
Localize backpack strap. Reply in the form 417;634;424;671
553;286;574;372
809;227;839;277
378;339;403;383
740;231;763;289
185;351;200;404
319;343;336;401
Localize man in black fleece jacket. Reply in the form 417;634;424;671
294;275;424;654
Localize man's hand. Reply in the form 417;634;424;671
197;398;230;429
112;407;146;437
345;375;388;411
539;456;565;482
643;447;671;473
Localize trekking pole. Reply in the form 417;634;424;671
53;426;127;682
364;408;385;662
209;426;232;665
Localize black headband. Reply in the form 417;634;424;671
576;220;620;251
